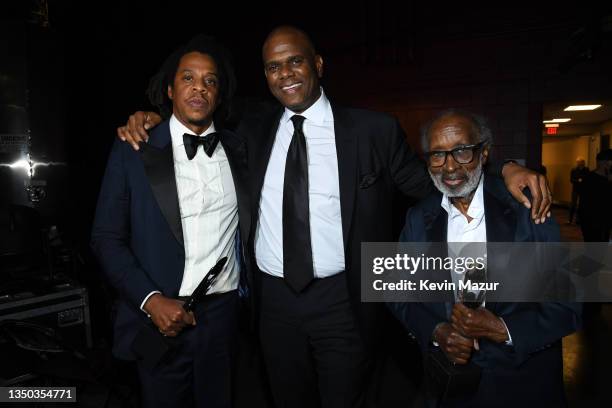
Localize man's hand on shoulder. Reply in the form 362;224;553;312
502;161;552;224
116;111;162;151
143;293;195;337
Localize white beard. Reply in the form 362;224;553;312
429;160;483;198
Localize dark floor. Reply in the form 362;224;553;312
554;205;585;243
552;205;612;407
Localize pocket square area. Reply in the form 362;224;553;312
359;173;378;188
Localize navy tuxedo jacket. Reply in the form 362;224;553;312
91;121;249;359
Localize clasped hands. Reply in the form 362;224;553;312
143;293;196;337
433;303;509;365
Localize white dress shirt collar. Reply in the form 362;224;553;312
280;88;332;127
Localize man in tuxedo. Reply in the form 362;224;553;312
388;110;580;407
116;26;552;408
91;35;249;408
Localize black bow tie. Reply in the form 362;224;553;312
182;132;220;160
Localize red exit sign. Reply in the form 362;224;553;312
547;127;557;135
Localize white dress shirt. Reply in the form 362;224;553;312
255;90;345;278
442;176;487;245
141;115;239;310
443;176;487;302
441;176;512;345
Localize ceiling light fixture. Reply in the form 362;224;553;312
564;105;602;111
542;118;572;123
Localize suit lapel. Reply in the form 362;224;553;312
483;176;517;312
484;194;516;243
140;121;184;247
331;105;358;251
425;205;447;243
423;203;454;305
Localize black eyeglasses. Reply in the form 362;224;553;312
425;142;485;167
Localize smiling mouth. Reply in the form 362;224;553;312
281;83;302;93
443;178;466;187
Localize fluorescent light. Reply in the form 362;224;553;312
564;105;602;111
542;118;572;123
544;124;559;128
0;157;66;178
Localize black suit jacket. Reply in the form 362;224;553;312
91;120;250;359
388;175;581;407
240;102;433;345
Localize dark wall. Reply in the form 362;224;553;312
2;0;610;238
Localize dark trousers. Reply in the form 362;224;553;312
259;272;371;408
137;290;239;408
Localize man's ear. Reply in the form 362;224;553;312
167;85;174;100
481;145;490;165
315;55;324;78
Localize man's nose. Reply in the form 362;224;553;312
192;78;207;92
443;153;459;172
279;63;294;79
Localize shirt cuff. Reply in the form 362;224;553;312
499;317;513;346
140;291;162;316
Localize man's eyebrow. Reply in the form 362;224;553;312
178;68;218;75
429;143;473;151
266;54;305;65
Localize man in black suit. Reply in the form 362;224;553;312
578;149;612;241
388;110;580;407
116;26;552;408
92;35;249;407
568;157;588;224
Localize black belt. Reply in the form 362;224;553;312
261;271;345;282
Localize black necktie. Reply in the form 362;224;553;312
283;115;314;292
183;132;220;160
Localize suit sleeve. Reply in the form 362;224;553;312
484;160;505;179
387;208;445;352
497;215;581;366
501;302;581;366
91;140;160;309
386;118;434;200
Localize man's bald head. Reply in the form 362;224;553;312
262;26;317;60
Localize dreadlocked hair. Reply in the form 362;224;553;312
146;34;237;128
